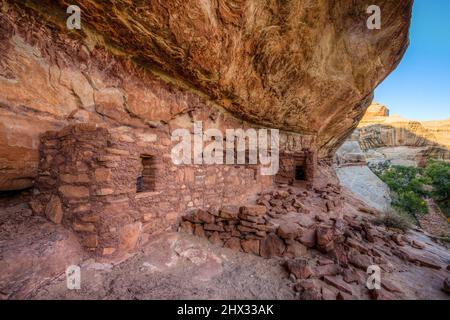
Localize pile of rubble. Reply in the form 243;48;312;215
179;184;449;300
282;211;447;300
179;205;273;256
256;184;344;218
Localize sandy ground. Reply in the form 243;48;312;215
2;186;449;300
28;229;450;300
30;232;295;300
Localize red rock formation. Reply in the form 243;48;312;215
0;1;413;190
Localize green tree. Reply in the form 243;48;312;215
380;165;429;220
424;160;450;217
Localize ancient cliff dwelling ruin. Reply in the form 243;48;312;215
0;0;449;302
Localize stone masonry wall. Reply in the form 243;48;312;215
31;121;317;257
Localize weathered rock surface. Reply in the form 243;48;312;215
334;136;391;212
0;203;83;299
0;1;413;190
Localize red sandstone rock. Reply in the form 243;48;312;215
443;277;450;295
321;286;337;300
285;242;308;258
203;223;224;232
285;259;313;280
411;240;425;250
298;228;316;248
391;234;406;246
185;209;215;224
296;216;315;228
179;221;194;235
316;226;334;253
317;258;335;266
240;205;267;216
362;224;375;243
44;195;63;224
294;280;322;300
194;224;206;238
332;244;349;267
208;232;223;246
336;291;356;300
82;234;99;249
102;247;116;256
348;252;373;270
342;268;362;284
241;239;260;255
276;223;301;240
58;185;90;199
345;237;369;254
381;279;402;293
260;233;285;258
94;168;112;182
237;225;259;233
392;248;442;270
72;222;96;233
119;222;142;252
220;206;240;219
314;264;342;277
207;208;220;217
0;220;83;298
224;237;242;251
368;288;397;300
238;212;265;224
60;173;90;184
323;276;353;295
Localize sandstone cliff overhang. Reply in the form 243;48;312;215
0;1;412;191
9;0;412;155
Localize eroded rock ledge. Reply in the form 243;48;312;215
0;1;412;190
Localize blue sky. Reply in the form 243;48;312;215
374;0;450;120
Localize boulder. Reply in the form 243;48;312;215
285;259;313;279
316;226;334;253
224;237;242;251
277;223;302;240
44;195;63;224
241;239;260;256
285;242;308;258
298;228;316;248
259;233;285;258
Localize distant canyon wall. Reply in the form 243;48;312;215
334;103;450;211
358;103;450;149
355;103;450;165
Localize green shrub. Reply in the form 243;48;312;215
424;160;450;217
376;160;450;220
381;165;429;196
394;191;427;216
373;211;412;231
380;165;429;219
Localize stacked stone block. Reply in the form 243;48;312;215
179;204;312;259
31;124;142;256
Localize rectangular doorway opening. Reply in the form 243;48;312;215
295;165;306;181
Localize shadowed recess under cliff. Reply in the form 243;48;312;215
0;0;412;191
6;0;412;150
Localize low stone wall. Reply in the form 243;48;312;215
179;202;315;259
